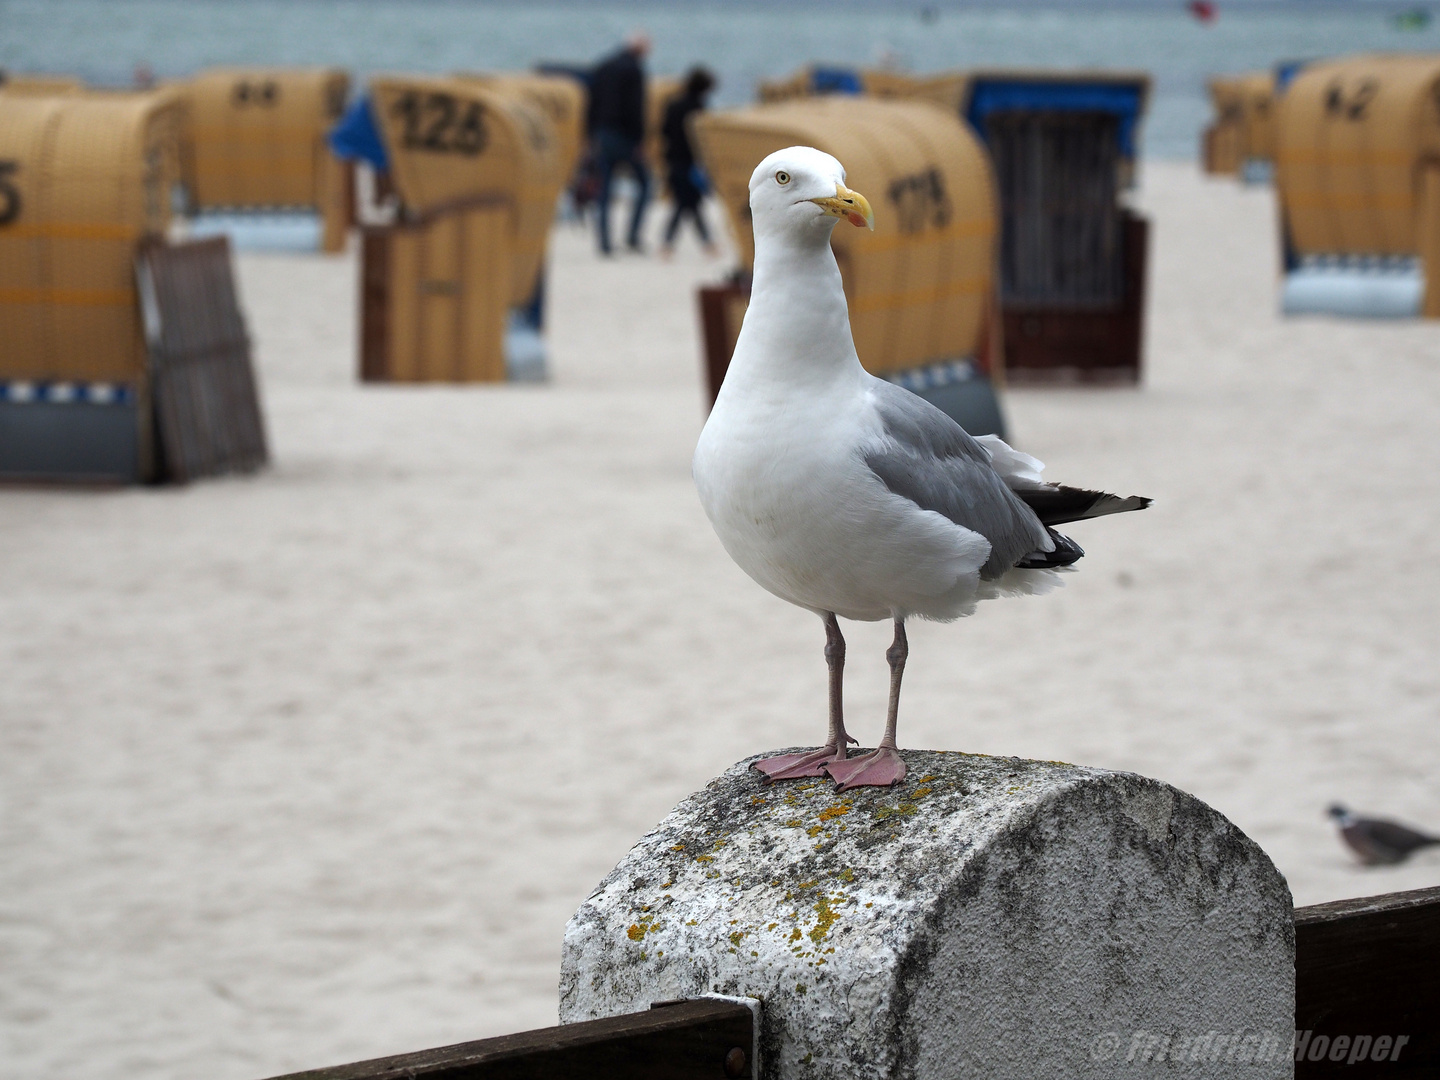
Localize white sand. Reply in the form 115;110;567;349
3;163;1439;1078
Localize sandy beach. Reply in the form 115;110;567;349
3;161;1439;1079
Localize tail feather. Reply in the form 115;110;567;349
1017;485;1152;527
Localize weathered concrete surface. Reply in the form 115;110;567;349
560;750;1294;1080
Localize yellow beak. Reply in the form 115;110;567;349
810;183;874;230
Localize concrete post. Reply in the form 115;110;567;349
560;750;1294;1079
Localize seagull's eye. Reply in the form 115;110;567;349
775;170;791;186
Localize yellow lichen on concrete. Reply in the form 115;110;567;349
626;911;663;943
808;893;845;946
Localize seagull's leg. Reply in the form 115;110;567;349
825;618;908;790
880;619;907;752
751;612;855;781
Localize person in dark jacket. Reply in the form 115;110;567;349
660;66;717;257
588;33;651;255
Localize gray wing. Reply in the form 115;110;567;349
863;380;1050;579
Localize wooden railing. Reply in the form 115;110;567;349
265;885;1438;1080
265;998;755;1080
1295;884;1440;1077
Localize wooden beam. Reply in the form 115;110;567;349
261;998;754;1080
1295;885;1440;1075
260;885;1436;1079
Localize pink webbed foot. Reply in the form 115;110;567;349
751;746;848;782
824;746;906;791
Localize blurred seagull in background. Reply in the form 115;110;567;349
693;146;1150;792
1328;804;1440;865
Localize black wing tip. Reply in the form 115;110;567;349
1018;486;1152;527
1015;529;1084;569
1074;490;1152;519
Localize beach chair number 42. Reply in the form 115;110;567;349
391;92;489;156
1324;78;1378;121
232;80;280;106
0;160;19;226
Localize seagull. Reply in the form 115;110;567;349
1328;804;1440;865
692;146;1150;791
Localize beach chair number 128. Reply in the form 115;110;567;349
390;92;489;157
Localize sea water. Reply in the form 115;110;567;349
2;0;1436;160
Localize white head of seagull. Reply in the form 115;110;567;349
748;146;874;246
693;144;1150;792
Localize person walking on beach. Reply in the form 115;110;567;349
588;32;651;255
660;66;718;258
